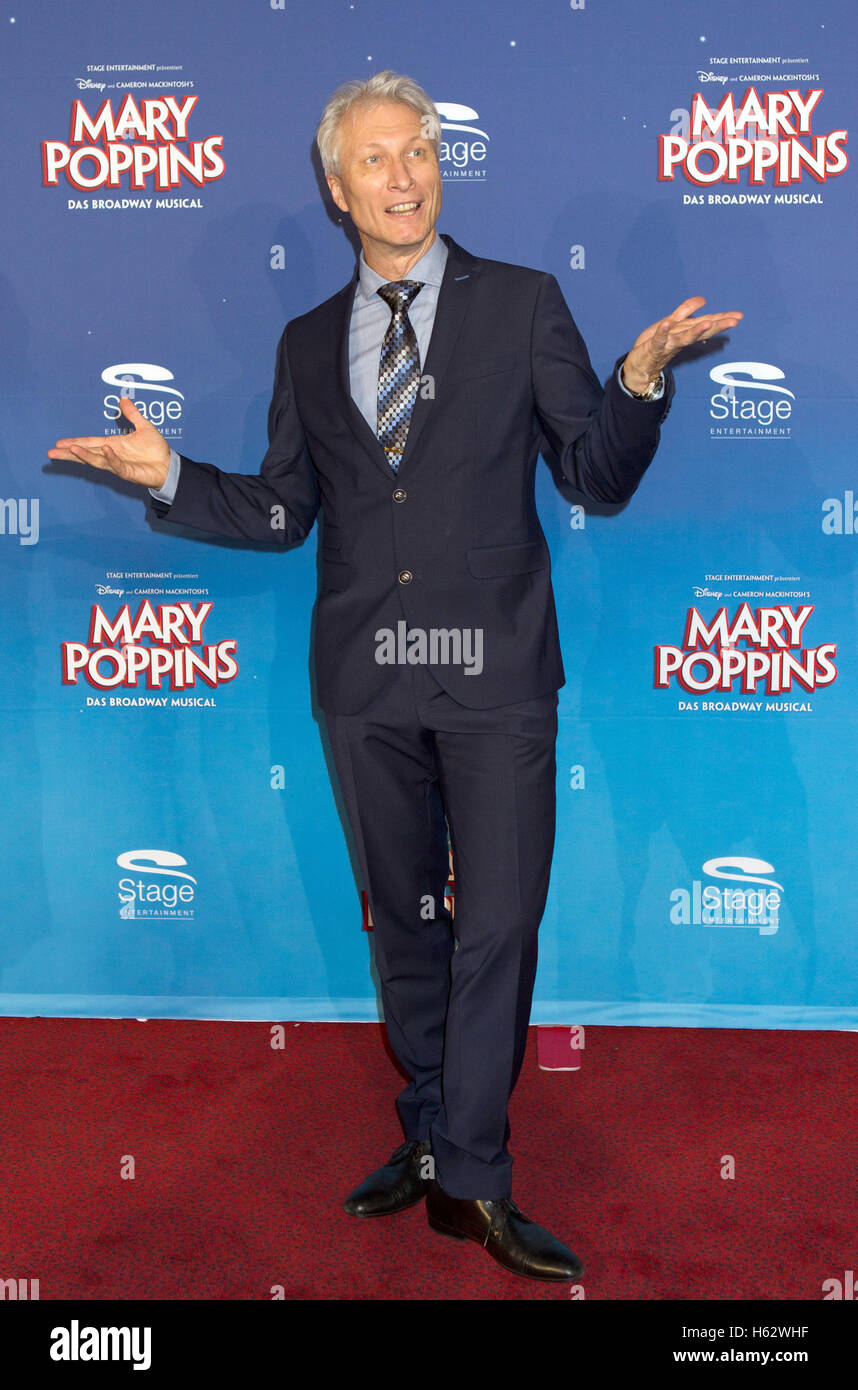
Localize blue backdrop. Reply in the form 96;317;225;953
1;0;855;1028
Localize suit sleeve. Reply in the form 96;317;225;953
148;325;320;544
530;273;674;504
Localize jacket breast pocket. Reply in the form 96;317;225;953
454;352;517;383
466;541;549;578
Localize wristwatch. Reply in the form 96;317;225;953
623;371;664;401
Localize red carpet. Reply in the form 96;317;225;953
0;1019;853;1300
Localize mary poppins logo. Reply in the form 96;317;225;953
42;94;225;191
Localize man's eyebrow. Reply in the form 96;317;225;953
356;136;429;152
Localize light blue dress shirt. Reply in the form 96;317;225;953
150;232;660;504
349;232;448;433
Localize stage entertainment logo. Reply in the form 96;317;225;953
117;849;197;920
102;362;185;441
708;361;794;439
670;856;783;935
434;102;489;180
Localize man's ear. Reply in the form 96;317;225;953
327;174;348;214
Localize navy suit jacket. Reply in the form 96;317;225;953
150;232;673;714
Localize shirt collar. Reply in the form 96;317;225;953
357;232;449;301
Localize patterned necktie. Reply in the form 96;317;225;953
376;280;423;472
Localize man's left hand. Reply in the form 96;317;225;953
621;296;743;395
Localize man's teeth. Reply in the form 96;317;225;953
388;202;420;213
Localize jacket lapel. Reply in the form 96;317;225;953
334;233;480;483
396;234;478;474
333;273;392;480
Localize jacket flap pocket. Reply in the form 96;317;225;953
467;541;548;578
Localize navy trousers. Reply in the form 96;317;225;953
324;661;558;1200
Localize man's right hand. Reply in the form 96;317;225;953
48;396;171;490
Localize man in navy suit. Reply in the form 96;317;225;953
50;71;740;1282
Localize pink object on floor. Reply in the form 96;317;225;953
537;1025;585;1071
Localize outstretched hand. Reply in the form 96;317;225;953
621;297;743;394
48;396;171;490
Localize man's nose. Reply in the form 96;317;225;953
388;160;415;189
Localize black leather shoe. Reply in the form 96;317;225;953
344;1139;433;1217
426;1181;584;1281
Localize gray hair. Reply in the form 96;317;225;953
316;70;441;179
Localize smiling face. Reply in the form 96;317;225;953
326;99;443;276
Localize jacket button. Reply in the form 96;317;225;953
398;570;413;585
392;488;407;502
